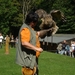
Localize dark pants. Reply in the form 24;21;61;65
10;42;15;48
0;42;2;48
35;57;39;75
73;51;75;58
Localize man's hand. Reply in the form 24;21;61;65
36;48;43;57
36;48;43;52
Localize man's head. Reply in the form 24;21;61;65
25;12;39;26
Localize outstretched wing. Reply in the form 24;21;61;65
50;10;66;22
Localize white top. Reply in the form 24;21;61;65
0;36;3;42
71;43;75;50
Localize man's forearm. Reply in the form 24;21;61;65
37;29;52;38
21;42;43;52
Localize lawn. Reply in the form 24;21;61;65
0;47;75;75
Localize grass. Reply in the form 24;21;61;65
0;46;75;75
39;52;75;75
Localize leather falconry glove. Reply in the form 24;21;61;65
39;28;53;38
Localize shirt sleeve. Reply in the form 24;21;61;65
20;28;30;42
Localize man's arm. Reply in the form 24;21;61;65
21;28;43;52
37;28;52;38
21;41;43;52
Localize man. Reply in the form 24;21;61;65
16;11;52;75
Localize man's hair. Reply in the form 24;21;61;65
25;12;39;25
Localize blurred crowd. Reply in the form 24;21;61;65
57;40;75;58
0;33;18;54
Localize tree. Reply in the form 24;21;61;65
0;0;21;35
0;0;43;37
21;0;43;23
51;0;75;33
0;0;75;36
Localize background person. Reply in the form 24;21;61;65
0;33;3;48
10;35;15;48
61;40;67;55
65;41;70;56
70;41;74;57
71;40;75;58
5;35;10;54
57;43;62;54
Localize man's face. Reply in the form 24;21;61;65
31;22;37;28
